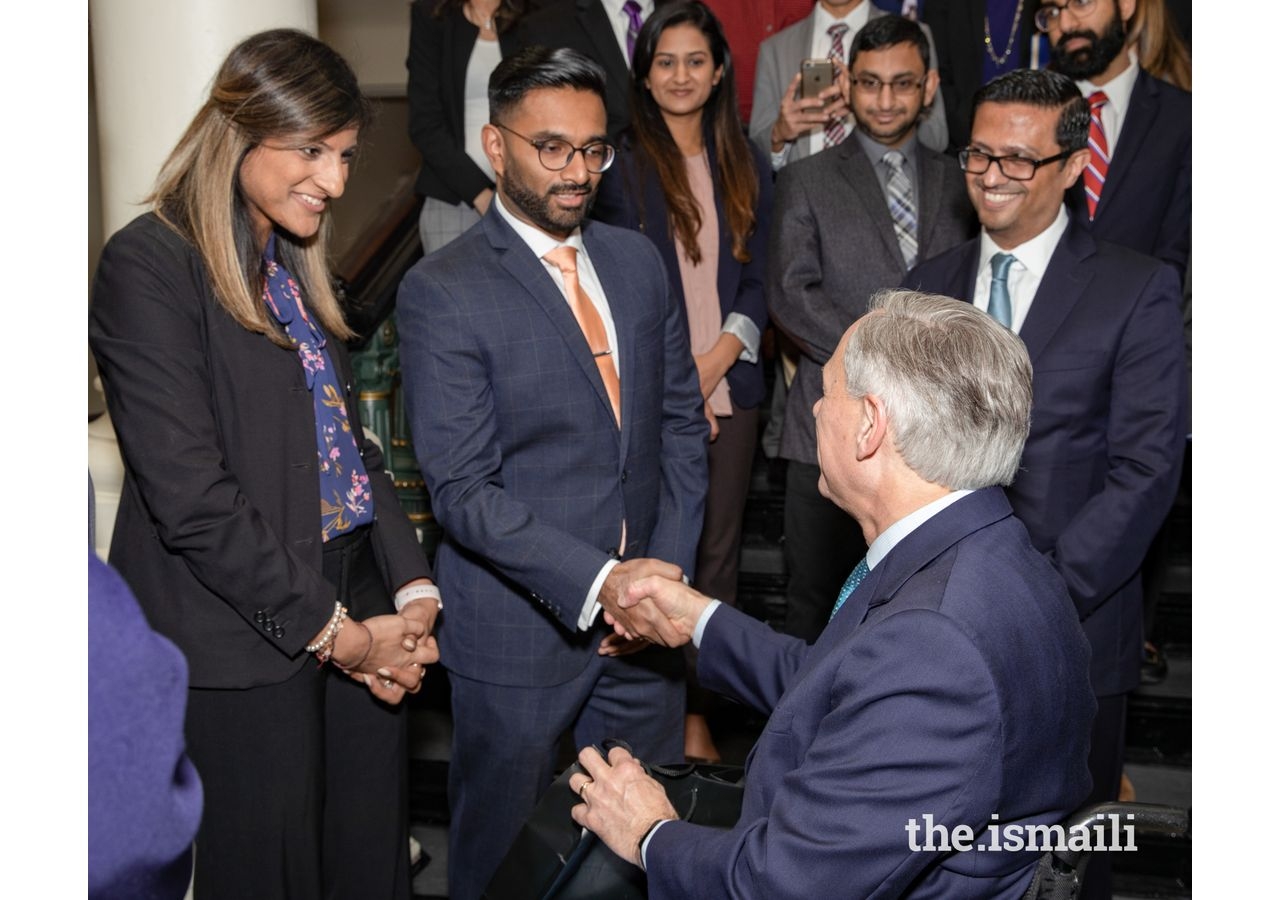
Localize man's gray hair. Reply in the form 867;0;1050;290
843;289;1032;489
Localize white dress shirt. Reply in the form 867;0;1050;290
770;2;871;168
600;0;655;67
1077;47;1140;153
973;205;1070;334
493;194;621;628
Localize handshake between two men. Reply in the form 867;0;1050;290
596;558;713;651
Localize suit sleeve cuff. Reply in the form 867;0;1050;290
691;599;722;649
723;313;760;363
579;559;619;631
639;819;672;872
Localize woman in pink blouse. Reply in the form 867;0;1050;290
594;0;773;762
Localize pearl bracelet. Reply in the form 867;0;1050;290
305;602;348;663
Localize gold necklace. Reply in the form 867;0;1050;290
983;0;1025;67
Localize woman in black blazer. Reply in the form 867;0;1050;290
408;0;527;252
593;1;772;762
89;30;439;900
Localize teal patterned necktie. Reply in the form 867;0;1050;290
829;557;870;622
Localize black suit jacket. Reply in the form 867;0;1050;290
1066;68;1191;279
408;0;522;204
518;0;672;139
904;219;1187;695
89;214;431;688
593;134;773;409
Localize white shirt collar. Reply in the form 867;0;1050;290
978;205;1069;286
1078;46;1139;134
866;490;974;570
812;0;871;52
494;192;586;260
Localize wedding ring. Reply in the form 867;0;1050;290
382;678;394;688
579;779;593;800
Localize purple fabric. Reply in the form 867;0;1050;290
261;234;373;540
88;551;203;899
982;0;1027;83
623;0;644;61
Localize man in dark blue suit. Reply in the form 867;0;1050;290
903;67;1186;899
1038;0;1191;278
397;47;708;900
569;290;1094;899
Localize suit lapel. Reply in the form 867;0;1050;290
483;211;622;439
1018;220;1095;363
839;144;906;267
800;488;1016;673
582;221;634;459
578;0;631;96
915;150;946;258
1094;69;1157;222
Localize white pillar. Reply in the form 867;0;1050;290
90;0;317;239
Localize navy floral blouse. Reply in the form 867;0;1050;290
261;234;374;541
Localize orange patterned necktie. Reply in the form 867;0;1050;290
543;245;621;425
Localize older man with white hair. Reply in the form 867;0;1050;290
573;289;1096;899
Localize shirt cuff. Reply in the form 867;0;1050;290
580;559;620;631
640;820;669;871
722;313;761;363
691;599;722;649
770;143;792;170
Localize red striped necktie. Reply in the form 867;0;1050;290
1084;90;1110;220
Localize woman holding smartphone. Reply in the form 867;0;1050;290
594;0;772;762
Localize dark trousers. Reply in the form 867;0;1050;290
447;644;685;900
687;405;759;717
185;528;410;900
1079;693;1128;900
782;460;868;642
693;403;760;605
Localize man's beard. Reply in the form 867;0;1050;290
1048;12;1127;80
500;163;595;236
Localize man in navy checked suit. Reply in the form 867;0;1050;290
397;47;707;900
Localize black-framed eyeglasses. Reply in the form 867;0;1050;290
1034;0;1097;32
959;148;1075;181
852;75;925;96
495;123;616;173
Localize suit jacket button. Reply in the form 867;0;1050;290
620;470;628;483
254;610;266;623
273;627;285;638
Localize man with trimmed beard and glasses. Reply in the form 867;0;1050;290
904;67;1186;900
396;46;708;900
768;14;974;641
1038;0;1190;280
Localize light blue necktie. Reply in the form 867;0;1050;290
988;252;1016;328
829;557;870;622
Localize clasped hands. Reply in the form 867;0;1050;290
331;594;441;704
597;558;712;652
